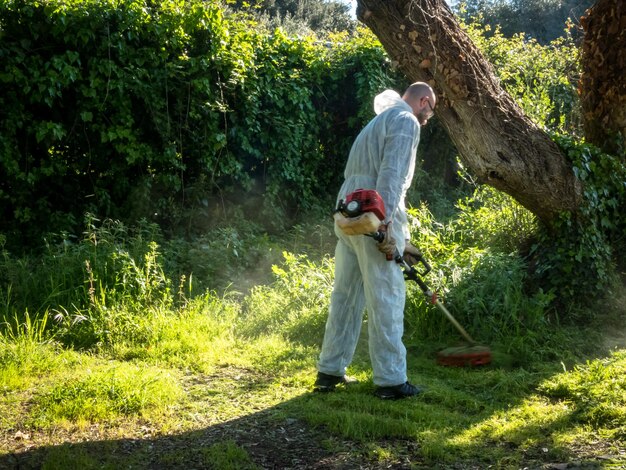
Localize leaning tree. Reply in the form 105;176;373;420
355;0;626;305
355;0;584;225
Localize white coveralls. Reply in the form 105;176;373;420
317;90;420;386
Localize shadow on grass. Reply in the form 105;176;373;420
1;360;622;470
0;394;362;470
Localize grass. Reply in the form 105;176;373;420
1;283;624;468
1;204;625;468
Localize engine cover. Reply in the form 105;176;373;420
342;189;386;221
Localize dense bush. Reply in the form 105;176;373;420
530;136;626;305
0;0;402;250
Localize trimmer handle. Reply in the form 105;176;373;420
394;251;437;303
412;252;431;277
396;251;431;277
371;227;394;261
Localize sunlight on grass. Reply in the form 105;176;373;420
449;396;571;458
0;312;83;389
447;351;626;462
538;351;626;439
30;362;184;429
0;339;82;393
104;293;241;373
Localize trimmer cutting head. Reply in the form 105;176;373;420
394;249;494;367
436;344;492;367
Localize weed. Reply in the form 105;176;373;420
203;441;259;470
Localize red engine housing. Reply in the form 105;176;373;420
344;189;386;221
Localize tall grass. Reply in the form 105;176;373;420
0;215;279;349
0;311;68;393
239;251;333;345
0;184;601;367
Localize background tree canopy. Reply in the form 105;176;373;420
454;0;595;44
225;0;356;34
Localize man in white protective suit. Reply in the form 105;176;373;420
315;82;437;399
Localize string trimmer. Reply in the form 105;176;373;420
334;188;492;367
392;249;492;367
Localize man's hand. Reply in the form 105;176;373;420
376;224;396;256
403;241;422;266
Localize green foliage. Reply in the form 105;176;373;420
531;136;626;305
0;0;234;244
0;0;397;249
227;30;326;216
0;216;175;347
0;215;276;349
462;20;582;134
458;19;626;311
454;185;537;252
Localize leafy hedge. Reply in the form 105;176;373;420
531;136;626;305
0;0;404;250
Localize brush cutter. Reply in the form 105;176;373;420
334;189;492;366
392;249;492;367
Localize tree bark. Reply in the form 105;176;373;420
356;0;582;224
580;0;626;157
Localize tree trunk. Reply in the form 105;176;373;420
356;0;582;224
580;0;626;157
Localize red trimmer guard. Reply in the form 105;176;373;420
436;345;492;367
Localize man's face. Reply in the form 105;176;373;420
416;110;431;126
416;96;435;126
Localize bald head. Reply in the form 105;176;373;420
402;82;436;125
403;82;435;102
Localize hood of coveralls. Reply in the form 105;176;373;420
373;90;412;115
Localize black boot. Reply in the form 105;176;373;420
374;381;422;399
314;372;358;392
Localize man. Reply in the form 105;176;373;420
315;82;436;399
